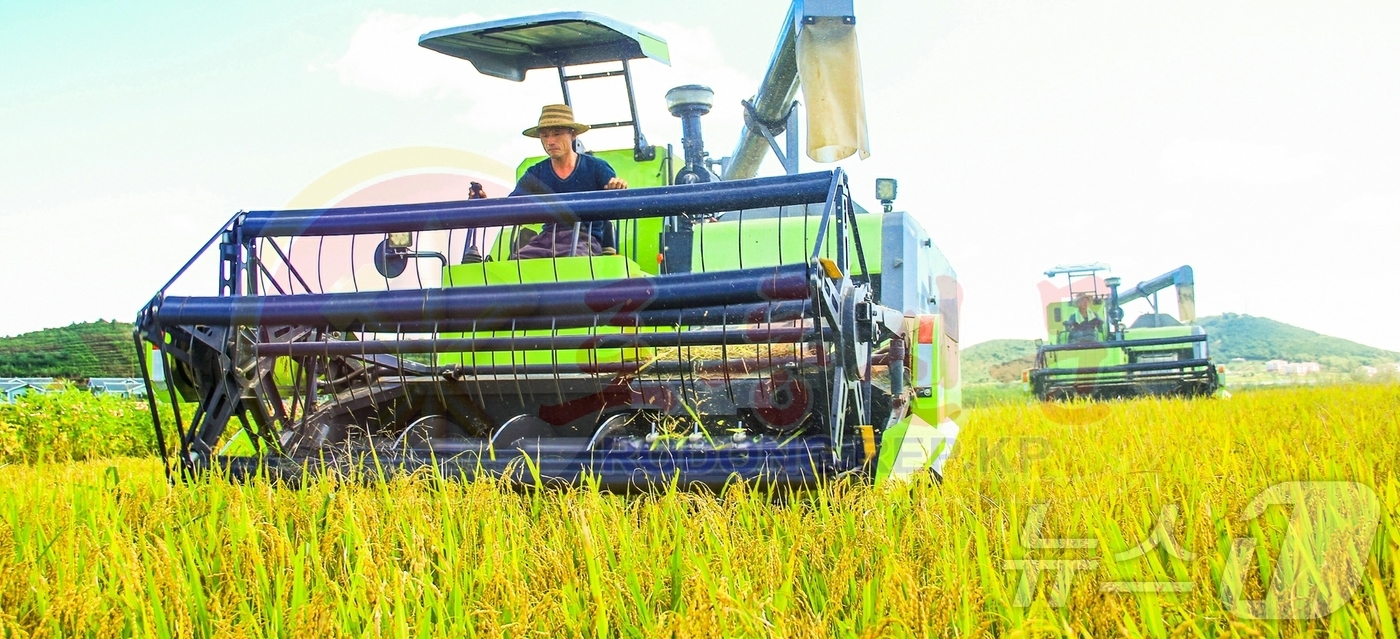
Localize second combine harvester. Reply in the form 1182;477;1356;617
1028;263;1223;401
136;2;962;488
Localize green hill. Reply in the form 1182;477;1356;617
963;338;1037;384
0;321;138;379
962;314;1400;383
1200;313;1399;367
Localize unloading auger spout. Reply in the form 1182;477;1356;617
722;0;870;180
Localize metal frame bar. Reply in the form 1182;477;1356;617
156;263;811;328
257;327;818;357
353;300;811;334
238;172;833;239
1031;358;1215;378
1039;333;1206;353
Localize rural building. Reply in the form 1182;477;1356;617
1264;360;1320;375
1;378;57;403
87;378;147;398
1359;364;1400;377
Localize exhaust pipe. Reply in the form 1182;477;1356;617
666;85;716;184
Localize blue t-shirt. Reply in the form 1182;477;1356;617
509;152;617;249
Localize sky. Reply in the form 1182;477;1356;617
2;0;1398;350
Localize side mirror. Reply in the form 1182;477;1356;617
374;238;409;278
373;232;448;278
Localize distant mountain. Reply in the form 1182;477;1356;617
963;338;1037;384
1200;313;1399;366
962;313;1400;383
0;321;138;379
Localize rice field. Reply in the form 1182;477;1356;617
0;384;1396;637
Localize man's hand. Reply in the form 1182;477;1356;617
604;177;628;190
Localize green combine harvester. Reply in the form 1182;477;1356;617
1027;263;1223;401
136;2;964;488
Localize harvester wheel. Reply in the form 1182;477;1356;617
490;414;559;450
389;414;468;452
747;369;812;435
839;283;868;382
587;410;660;450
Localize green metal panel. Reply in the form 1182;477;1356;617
443;253;644;287
1044;347;1128;369
915;338;961;424
875;413;955;482
899;312;960;455
438;256;657;367
907;314;943;426
688;213;884;275
636;32;670;63
876;416;914;481
909;382;942;426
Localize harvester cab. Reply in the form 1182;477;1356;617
420;12;668;165
1042;264;1110;345
421;13;679;273
135;2;964;489
1028;263;1222;401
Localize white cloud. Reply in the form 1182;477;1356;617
322;12;760;167
323;10;492;99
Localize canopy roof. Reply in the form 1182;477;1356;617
419;12;670;82
1044;263;1111;278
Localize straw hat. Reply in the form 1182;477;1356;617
522;104;591;138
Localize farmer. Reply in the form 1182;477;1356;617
508;104;628;258
1065;293;1103;343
